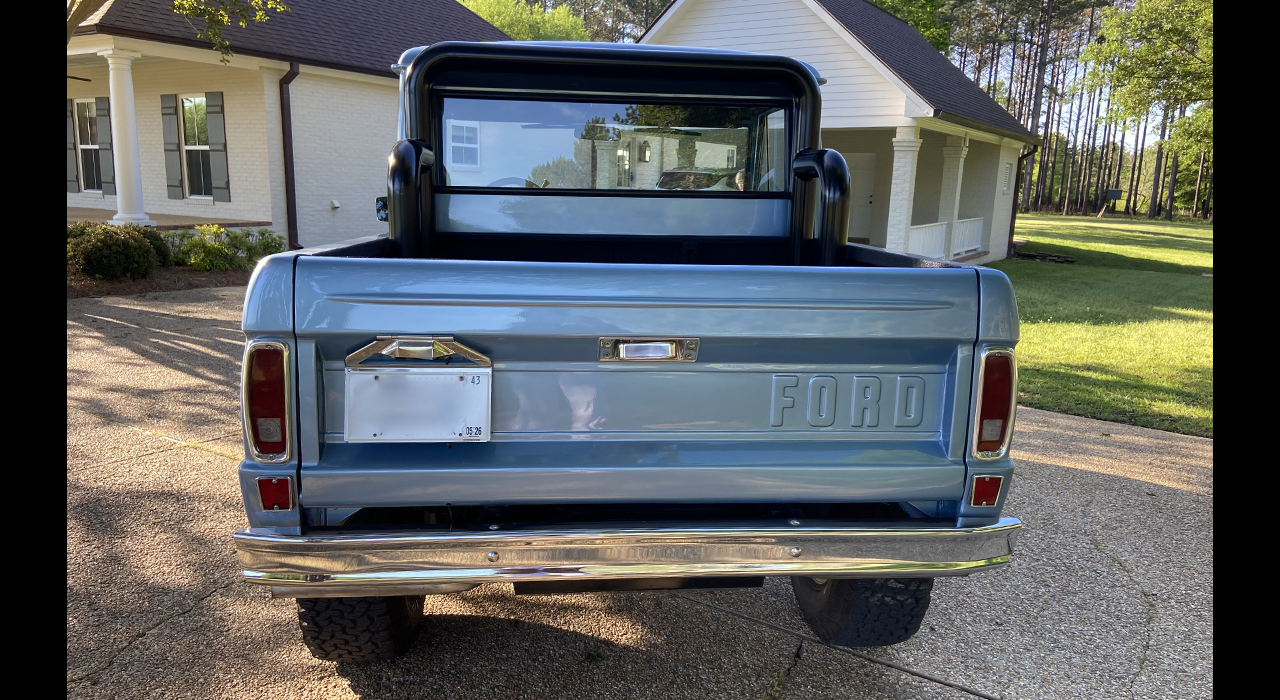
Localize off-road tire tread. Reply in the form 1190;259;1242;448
296;595;424;662
791;577;933;647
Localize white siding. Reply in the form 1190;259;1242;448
647;0;906;120
67;60;275;224
288;72;398;246
66;58;398;247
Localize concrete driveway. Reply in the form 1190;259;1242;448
67;288;1212;700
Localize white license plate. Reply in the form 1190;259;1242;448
344;367;491;442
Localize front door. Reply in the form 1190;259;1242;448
846;153;876;241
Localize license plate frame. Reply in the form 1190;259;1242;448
344;366;492;442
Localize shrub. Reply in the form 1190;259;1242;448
185;229;243;272
171;225;285;271
163;229;198;266
245;228;286;259
67;220;97;241
111;224;172;267
68;226;158;280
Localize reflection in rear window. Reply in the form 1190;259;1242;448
440;98;788;193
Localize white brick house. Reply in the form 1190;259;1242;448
642;0;1040;262
67;0;507;247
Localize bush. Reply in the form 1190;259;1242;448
109;224;172;267
163;229;198;266
168;225;285;271
67;220;97;241
244;228;286;259
68;226;158;280
184;231;242;272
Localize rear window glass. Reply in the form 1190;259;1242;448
439;98;789;193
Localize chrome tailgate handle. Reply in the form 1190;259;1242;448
599;338;700;362
346;336;491;367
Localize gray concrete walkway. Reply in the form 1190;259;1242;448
67;288;1212;699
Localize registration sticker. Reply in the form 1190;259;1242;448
344;366;492;442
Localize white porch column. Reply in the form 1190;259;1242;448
938;135;969;258
885;125;921;253
98;49;155;226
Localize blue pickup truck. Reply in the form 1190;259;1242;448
233;42;1022;662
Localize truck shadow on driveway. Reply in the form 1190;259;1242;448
330;584;933;700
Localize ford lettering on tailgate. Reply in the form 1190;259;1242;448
481;368;944;437
770;374;927;429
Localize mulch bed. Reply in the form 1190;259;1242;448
1013;250;1077;264
68;266;251;299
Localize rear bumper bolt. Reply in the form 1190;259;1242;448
486;551;499;562
789;547;802;557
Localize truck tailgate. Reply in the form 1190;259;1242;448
292;257;979;506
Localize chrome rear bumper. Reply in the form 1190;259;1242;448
235;517;1022;598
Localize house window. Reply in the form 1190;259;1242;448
181;95;213;198
726;146;737;168
1003;163;1013;193
447;120;480;171
75;99;102;191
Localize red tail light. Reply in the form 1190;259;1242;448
970;475;1003;507
257;476;293;511
974;349;1016;457
244;342;290;461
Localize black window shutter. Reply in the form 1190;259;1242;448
95;96;116;196
206;92;231;202
160;95;185;199
67;100;80;193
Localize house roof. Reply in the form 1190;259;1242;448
812;0;1035;142
641;0;1036;142
76;0;510;78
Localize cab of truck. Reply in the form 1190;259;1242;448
234;41;1021;663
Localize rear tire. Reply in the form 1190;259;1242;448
296;595;425;662
790;577;933;647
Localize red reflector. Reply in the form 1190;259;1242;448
971;475;1003;507
247;346;287;457
257;476;292;511
976;353;1014;453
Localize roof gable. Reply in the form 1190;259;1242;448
81;0;510;77
811;0;1033;140
644;0;1034;141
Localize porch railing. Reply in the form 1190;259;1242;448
951;217;985;257
905;222;947;260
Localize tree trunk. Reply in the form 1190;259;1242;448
1079;84;1101;215
1128;113;1148;215
1092;86;1113;213
1147;108;1168;218
1163;149;1179;220
1021;0;1057;211
1111;123;1126;212
1201;165;1212;220
1191;150;1205;215
1038;102;1059;208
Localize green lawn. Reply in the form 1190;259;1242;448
989;213;1213;437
